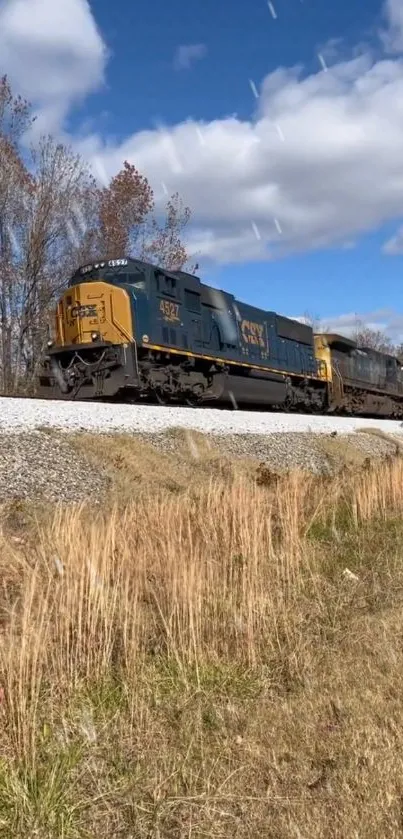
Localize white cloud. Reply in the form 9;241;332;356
381;0;403;52
0;0;107;134
73;0;403;265
3;0;403;268
382;225;403;253
173;43;207;70
304;309;403;343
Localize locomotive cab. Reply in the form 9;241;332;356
59;259;148;345
39;258;149;400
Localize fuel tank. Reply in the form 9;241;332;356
211;372;287;406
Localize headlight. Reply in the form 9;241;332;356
91;332;99;341
47;340;53;348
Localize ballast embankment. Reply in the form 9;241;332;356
1;422;403;505
2;396;403;436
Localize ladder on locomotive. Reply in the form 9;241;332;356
329;360;344;410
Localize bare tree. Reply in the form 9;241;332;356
0;76;34;392
394;342;403;361
353;321;395;355
16;137;100;387
300;310;325;333
142;192;191;270
0;132;100;392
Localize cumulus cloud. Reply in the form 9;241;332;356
0;0;107;134
3;0;403;267
173;43;207;71
74;0;403;265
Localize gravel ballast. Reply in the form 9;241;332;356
1;399;402;504
138;428;401;475
0;428;398;504
0;432;110;503
1;397;403;436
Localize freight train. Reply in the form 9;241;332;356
38;257;403;417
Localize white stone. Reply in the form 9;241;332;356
1;397;403;437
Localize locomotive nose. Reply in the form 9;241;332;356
57;281;133;347
63;286;101;345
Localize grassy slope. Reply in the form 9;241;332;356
1;434;403;836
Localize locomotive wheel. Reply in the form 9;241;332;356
184;393;201;408
155;389;170;405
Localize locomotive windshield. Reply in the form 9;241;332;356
70;258;146;289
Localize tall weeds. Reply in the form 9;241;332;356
2;458;403;836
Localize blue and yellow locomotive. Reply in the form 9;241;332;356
38;257;403;417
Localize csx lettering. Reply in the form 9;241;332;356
241;319;265;348
160;299;180;322
70;304;97;319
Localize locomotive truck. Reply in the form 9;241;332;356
38;257;403;417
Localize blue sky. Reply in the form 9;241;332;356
1;0;403;337
79;0;380;133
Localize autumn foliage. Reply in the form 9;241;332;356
0;75;193;394
98;161;154;258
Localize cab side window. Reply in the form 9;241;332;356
155;271;177;298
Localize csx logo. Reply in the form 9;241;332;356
70;304;97;319
241;319;265;348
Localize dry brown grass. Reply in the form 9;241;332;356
68;427;396;504
2;458;403;836
316;432;376;469
68;429;258;503
357;425;403;450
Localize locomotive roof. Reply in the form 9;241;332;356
319;332;400;362
73;257;201;282
318;332;357;349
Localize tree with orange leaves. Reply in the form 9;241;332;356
97;161;154;259
94;162;193;271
